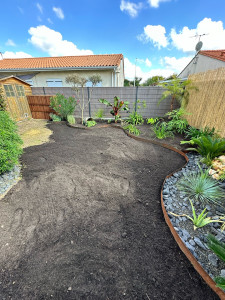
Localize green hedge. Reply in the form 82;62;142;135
0;111;23;174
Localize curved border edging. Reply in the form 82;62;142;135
66;122;225;299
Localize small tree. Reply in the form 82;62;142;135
142;76;164;86
66;73;102;124
158;78;197;111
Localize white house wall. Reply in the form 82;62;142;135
179;54;225;78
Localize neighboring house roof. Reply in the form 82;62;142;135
0;54;123;71
0;75;31;85
199;50;225;62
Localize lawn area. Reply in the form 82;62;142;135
0;123;219;299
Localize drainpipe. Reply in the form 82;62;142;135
114;68;117;87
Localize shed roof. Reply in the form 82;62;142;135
0;75;31;85
199;50;225;62
0;54;123;71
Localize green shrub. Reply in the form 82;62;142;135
86;120;97;127
147;117;159;125
187;136;225;165
0;111;23;174
67;115;75;125
49;113;61;122
152;122;174;139
123;124;140;136
126;111;144;125
185;126;218;140
207;234;225;289
94;109;104;119
165;108;189;134
50;93;77;120
177;164;225;206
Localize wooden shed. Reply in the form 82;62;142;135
0;76;32;121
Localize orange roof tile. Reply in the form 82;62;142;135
0;54;123;70
199;50;225;62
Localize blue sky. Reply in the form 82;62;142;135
1;0;225;81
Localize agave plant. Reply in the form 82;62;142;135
207;234;225;289
187;136;225;163
177;164;225;206
99;96;129;122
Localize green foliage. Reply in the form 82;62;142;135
152;122;174;139
123;124;140;136
49;113;61;122
207;234;225;289
185;126;218;140
88;74;102;86
0;111;23;174
94;108;104;119
147;117;159;125
99;96;129;123
0;88;6;111
187;136;225;164
67;115;76;125
142;76;165;86
50;94;77;120
86;120;97;127
165;108;189;134
159;78;197;111
127;111;144;125
177;164;225;206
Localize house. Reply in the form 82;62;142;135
178;50;225;78
0;54;124;88
0;75;32;121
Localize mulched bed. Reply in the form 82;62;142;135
0;123;219;299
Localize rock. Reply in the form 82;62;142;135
68;287;72;291
194;237;206;250
181;229;191;241
208;253;218;267
189;239;196;246
220;269;225;277
185;242;195;253
121;232;127;238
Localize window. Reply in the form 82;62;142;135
46;79;63;87
4;85;15;97
86;81;102;87
15;85;25;97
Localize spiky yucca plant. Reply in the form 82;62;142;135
177;164;225;206
207;234;225;289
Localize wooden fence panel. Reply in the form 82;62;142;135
27;95;54;119
186;68;225;137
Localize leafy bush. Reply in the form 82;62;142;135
185;126;218;140
123;124;140;136
147;117;159;125
99;97;129;122
0;111;23;174
207;234;225;289
86;120;97;127
0;88;6;111
50;93;77;120
152;122;174;139
67;115;75;125
95;109;104;119
49;113;61;122
165;108;189;134
177;164;225;206
127;111;144;125
187;136;225;165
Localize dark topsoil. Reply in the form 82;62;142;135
0;123;219;300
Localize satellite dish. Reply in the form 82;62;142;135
195;41;203;52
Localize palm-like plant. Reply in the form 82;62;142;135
158;78;197;111
177;164;225;206
207;234;225;289
187;136;225;164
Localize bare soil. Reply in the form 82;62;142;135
0;123;219;299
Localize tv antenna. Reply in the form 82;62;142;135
190;33;209;53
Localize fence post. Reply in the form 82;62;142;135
87;87;91;118
43;87;46;95
135;86;138;112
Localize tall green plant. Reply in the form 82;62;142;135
0;111;23;174
159;78;197;111
165;108;189;134
50;94;77;120
99;97;129;122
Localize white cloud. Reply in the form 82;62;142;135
2;51;32;59
161;56;192;73
53;7;64;19
145;58;152;67
47;18;53;24
138;25;168;49
148;0;171;8
120;0;143;18
171;18;225;53
36;3;43;14
28;25;93;56
6;39;16;47
124;57;173;82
